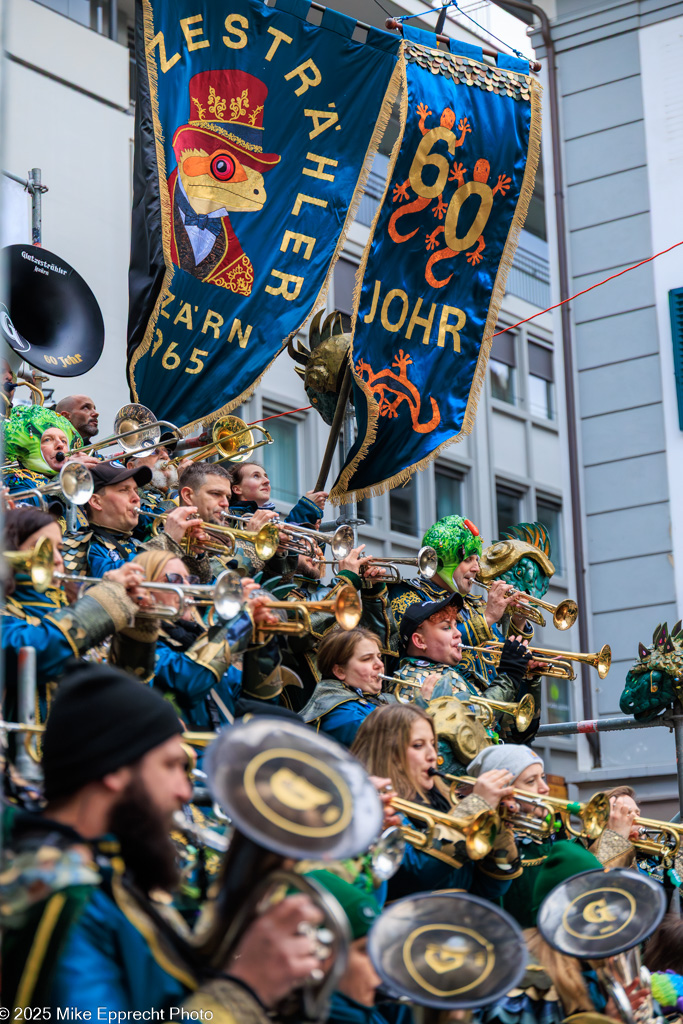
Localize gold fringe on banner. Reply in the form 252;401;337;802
128;5;405;438
330;64;543;505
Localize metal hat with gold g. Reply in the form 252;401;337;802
367;892;527;1011
537;868;667;1024
196;717;383;1022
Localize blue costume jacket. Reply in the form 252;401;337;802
229;493;322;526
301;678;398;748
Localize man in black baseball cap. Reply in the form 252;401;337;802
84;459;202;578
395;592;538;746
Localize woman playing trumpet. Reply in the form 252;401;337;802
349;703;521;902
1;506;153;732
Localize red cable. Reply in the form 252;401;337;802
493;238;683;336
250;405;313;424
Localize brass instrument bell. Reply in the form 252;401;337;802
3;535;55;593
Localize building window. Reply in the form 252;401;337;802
435;465;463;521
263;412;299;505
546;677;571;724
333;257;357;318
490;330;517;406
528;341;555;420
357;496;373;526
390;477;418;535
536;496;564;575
496;483;522;536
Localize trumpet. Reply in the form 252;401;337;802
53;569;244;622
146;511;280;561
11;463;94;509
253;583;361;641
473;578;579;631
164;415;273;467
449;772;609;841
463;640;612;680
1;377;46;415
75;404;181;464
323;545;439;581
387;790;500;863
379;672;536;731
221;514;355;562
3;536;55;592
358;546;438;581
631;816;683;864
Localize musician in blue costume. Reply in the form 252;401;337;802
228;460;327;526
1;664;323;1014
301;628;397;747
2;507;156;731
2;405;94;528
129;550;283;733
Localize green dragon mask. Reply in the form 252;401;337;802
620;622;683;722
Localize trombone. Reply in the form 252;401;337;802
463;640;612;680
449;772;610;841
53;569;244;622
386;790;500;863
75;404;181;464
473;578;579;631
146;511;280;561
3;536;55;592
253;583;361;641
379;672;536;731
11;464;94;509
163;415;273;467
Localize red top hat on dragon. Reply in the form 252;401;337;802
168;69;281;296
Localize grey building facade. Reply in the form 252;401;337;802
530;0;683;811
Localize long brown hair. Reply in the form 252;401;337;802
351;703;436;800
315;627;381;681
524;928;595;1015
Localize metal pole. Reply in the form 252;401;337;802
28;168;42;245
16;647;41;784
314;365;352;492
536;716;668;738
672;700;683;815
339;392;359;545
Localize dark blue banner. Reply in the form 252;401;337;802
331;29;541;502
127;0;400;431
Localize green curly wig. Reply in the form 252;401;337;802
422;515;483;591
3;406;82;476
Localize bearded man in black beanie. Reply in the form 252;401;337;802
1;663;324;1016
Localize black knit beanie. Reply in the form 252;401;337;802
42;664;183;801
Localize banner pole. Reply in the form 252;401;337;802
314;364;352;492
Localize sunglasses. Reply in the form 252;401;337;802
163;572;200;586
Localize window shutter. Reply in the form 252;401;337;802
669;287;683;429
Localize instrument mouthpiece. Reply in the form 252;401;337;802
55;451;66;463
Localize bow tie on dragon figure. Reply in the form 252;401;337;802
168;69;281;296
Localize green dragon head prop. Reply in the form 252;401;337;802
2;405;82;476
620;622;683;722
288;310;351;426
478;522;556;599
422;515;483;592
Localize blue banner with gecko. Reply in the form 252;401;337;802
331;27;541;503
127;0;401;431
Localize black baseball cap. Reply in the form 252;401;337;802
90;462;153;492
399;592;464;653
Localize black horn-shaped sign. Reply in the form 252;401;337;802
1;244;104;376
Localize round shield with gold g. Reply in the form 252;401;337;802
205;717;382;860
367;892;527;1009
537;868;666;958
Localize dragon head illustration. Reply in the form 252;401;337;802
478;522;555;600
619;622;683;722
288;310;351;425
